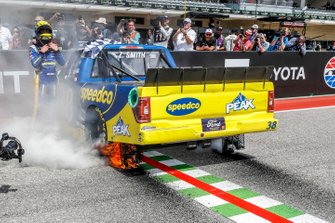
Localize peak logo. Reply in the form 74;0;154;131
226;93;255;114
166;98;201;116
113;117;130;137
324;57;335;89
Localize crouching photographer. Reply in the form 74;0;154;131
0;133;25;163
152;15;173;49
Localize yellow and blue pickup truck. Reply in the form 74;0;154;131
63;41;277;169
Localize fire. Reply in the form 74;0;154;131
98;142;141;170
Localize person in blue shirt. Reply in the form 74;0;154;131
268;28;290;52
29;20;65;116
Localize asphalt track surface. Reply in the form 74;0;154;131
1;107;335;223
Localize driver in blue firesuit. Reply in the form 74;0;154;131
29;20;65;117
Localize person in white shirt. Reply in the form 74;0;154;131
153;15;173;49
0;20;12;50
172;18;196;51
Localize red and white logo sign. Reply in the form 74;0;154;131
324;57;335;89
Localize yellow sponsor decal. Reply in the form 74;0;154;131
80;86;113;104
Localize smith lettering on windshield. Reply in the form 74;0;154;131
107;49;170;77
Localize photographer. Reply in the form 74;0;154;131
285;35;306;55
172;18;196;51
233;29;252;52
268;28;290;52
153;15;173;49
0;19;12;50
252;33;269;53
75;16;92;47
196;29;215;51
29;21;65;110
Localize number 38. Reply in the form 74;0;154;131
266;121;277;130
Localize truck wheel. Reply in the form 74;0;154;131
85;107;107;145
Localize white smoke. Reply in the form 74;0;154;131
0;115;104;169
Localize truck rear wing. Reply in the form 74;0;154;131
144;66;274;93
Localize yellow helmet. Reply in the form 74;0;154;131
35;20;53;45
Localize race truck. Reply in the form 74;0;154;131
62;41;277;170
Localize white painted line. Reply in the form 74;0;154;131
194;194;228;208
230;213;271;223
165;180;194;191
211;181;243;192
143;151;164;157
289;214;329;223
183;169;211;178
245;196;283;209
160;159;185;167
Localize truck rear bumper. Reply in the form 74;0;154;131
138;117;278;145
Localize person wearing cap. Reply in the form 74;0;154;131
214;27;225;51
0;19;12;50
250;24;259;42
172;18;196;51
233;29;252;52
196;29;215;51
153;15;173;48
92;17;111;41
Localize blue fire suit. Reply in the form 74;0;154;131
29;44;65;118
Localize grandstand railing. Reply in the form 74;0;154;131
4;0;335;21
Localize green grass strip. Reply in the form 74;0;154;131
212;203;248;218
227;188;261;199
154;174;179;183
149;155;173;162
266;204;305;219
179;187;209;198
196;175;224;184
171;164;195;172
140;163;155;170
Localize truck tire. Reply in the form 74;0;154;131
85;107;107;145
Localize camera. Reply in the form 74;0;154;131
151;15;168;29
275;31;285;36
0;133;24;163
255;38;259;42
239;34;243;38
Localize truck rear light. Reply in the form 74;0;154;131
133;97;151;123
268;90;275;112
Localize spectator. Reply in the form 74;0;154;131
75;16;92;46
11;27;23;49
122;19;140;44
92;17;110;40
53;18;73;49
196;28;215;51
250;24;259;42
268;28;290;52
254;33;270;53
214;26;225;51
145;29;154;45
285;35;306;55
0;19;12;50
153;15;173;48
327;41;335;51
224;29;238;51
172;18;197;51
233;29;252;52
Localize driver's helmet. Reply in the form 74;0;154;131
35;20;53;45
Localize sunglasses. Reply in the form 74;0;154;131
205;33;212;36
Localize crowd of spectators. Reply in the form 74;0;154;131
0;11;334;55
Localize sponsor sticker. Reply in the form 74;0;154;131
226;93;255;114
202;118;226;132
166;98;201;116
113;117;130;137
324;57;335;89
